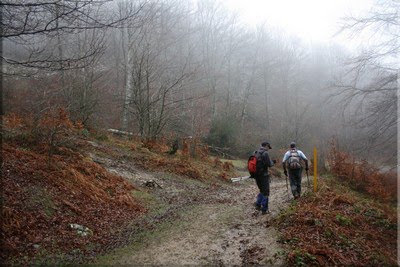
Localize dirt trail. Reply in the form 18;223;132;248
120;180;290;266
90;150;291;266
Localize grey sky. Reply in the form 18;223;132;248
223;0;373;47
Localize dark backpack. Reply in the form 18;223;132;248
287;149;301;169
247;150;265;176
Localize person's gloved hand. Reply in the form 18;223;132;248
272;159;277;164
284;170;288;177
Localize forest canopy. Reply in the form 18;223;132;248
2;0;398;166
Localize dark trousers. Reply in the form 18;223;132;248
255;174;270;211
289;168;302;197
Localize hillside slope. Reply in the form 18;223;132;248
1;131;241;264
4;123;394;266
1;142;144;264
275;178;397;266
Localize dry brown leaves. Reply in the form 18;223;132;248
328;142;397;203
222;161;234;171
1;143;144;264
127;139;236;181
213;157;222;167
3;113;25;128
276;182;397;266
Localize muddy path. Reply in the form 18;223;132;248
119;180;290;266
89;146;292;266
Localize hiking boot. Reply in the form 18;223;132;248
254;202;261;211
261;210;270;215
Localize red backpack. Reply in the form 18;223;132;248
248;155;257;176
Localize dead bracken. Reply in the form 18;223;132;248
1;142;144;264
275;178;397;266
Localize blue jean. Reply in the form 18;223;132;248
256;193;269;212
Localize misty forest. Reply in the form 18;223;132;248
1;0;398;265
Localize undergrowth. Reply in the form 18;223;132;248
94;135;239;181
329;142;396;203
1;112;240;264
1;113;146;264
275;178;397;266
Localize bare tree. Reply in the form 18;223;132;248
335;0;398;162
1;0;144;73
4;0;392;162
119;1;195;138
196;0;240;118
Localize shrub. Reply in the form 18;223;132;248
276;181;397;266
206;115;239;149
3;113;35;145
3;109;81;162
328;142;396;203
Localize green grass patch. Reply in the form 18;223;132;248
25;247;72;266
335;214;352;226
219;158;246;170
275;201;297;224
92;132;109;142
95;203;240;265
131;189;169;218
94;205;203;265
131;189;156;206
293;250;317;267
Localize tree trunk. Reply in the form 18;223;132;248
122;26;133;131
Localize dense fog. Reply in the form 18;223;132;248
2;0;398;167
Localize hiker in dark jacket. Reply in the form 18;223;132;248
282;142;309;199
254;141;275;214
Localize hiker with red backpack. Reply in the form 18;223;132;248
248;141;276;215
282;142;309;199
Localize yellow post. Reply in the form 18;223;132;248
313;147;318;192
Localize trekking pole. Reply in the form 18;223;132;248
285;173;290;200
